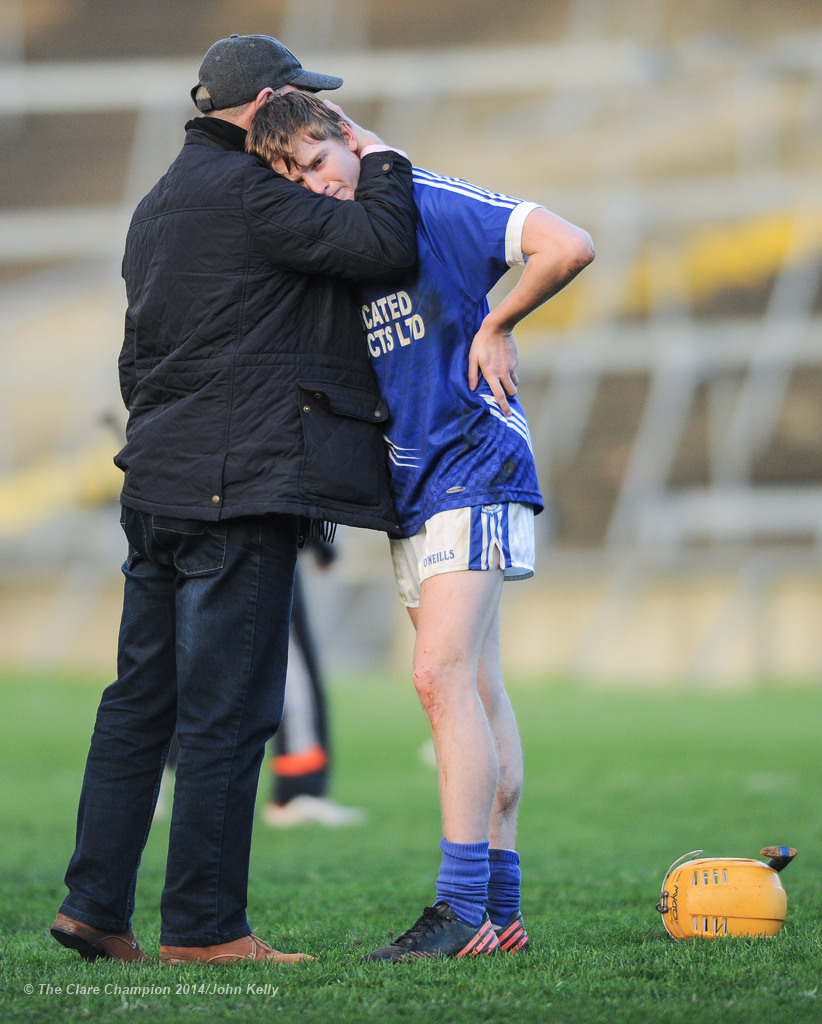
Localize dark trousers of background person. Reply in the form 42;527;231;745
269;567;329;800
261;549;365;827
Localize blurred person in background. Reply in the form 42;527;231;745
247;92;594;962
262;539;367;827
50;34;415;967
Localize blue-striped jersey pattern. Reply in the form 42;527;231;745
359;167;544;538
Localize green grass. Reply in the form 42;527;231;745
1;669;821;1023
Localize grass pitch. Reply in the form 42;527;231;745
1;668;820;1023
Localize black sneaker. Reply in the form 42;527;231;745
362;902;501;962
492;910;530;952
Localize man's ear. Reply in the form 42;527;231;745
255;87;276;107
340;120;358;152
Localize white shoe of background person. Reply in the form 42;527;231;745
261;794;367;827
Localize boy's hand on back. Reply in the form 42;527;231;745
468;319;519;417
468;209;594;417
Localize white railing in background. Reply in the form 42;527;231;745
2;22;822;677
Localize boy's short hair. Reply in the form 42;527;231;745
246;91;347;170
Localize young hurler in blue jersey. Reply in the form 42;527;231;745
247;92;594;961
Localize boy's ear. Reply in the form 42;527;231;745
340;120;358;152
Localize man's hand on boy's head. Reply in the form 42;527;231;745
323;99;384;155
323;99;346;118
467;320;519;417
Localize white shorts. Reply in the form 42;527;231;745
390;503;535;608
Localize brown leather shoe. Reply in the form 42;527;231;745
50;913;150;962
159;934;313;965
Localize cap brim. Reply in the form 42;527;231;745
290;69;343;92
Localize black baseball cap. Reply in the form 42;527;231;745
191;34;343;111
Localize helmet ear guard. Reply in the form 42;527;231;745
656;846;796;939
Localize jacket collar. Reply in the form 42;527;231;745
185;115;247;152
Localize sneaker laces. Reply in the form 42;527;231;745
393;906;445;947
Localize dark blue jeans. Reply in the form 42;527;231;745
59;507;299;946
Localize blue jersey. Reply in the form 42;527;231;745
359;167;544;537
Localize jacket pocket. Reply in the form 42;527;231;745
297;381;390;507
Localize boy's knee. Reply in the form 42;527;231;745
496;762;523;812
412;663;440;716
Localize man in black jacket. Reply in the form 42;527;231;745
50;35;416;966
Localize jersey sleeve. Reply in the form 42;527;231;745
412;169;539;302
505;201;542;267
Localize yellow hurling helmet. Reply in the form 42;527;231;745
656;846;795;939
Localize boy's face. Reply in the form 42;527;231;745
271;122;361;201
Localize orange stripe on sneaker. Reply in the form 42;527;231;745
475;929;501;954
498;921;527;951
456;931;483;957
457;920;500;957
271;744;328;777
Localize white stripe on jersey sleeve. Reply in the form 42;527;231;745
504;201;542;268
412;167;523;212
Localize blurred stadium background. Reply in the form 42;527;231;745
2;0;822;684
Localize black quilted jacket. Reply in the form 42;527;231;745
115;117;416;533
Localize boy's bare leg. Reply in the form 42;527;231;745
476;611;523;851
408;566;505;843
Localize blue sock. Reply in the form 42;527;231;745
486;848;521;927
434;838;490;928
